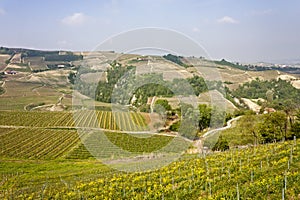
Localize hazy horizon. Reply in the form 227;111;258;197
0;0;299;63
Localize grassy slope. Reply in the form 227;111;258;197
1;139;299;199
220;115;262;147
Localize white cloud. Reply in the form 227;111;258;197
61;13;87;26
217;16;239;24
0;8;6;15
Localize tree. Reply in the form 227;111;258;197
198;104;212;131
258;111;286;143
212;136;229;151
241;114;259;145
154;99;171;113
291;122;300;138
291;109;300;138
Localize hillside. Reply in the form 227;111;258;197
1;47;300;199
1;135;299;199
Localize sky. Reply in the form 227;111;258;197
0;0;299;63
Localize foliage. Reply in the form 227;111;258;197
169;120;180;132
95;63;135;103
221;114;261;146
212;136;230;151
140;104;151;112
44;54;83;62
257;111;287;143
0;86;5;95
232;78;300;110
213;59;248;70
163;54;192;68
132;82;174;106
2;138;300;199
68;72;76;84
291;122;300;138
291;110;300;138
198;104;212;131
154;99;171;113
187;75;208;96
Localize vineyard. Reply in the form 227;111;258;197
0;128;80;159
1;106;300;199
0;128;180;160
1;138;299;199
66;132;187;160
0;110;148;131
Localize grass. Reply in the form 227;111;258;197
0;158;113;198
220;114;263;147
1;138;299;199
0;80;64;110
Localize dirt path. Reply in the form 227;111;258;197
202;116;241;138
150;96;156;113
1;81;5;87
0;124;171;135
189;116;242;154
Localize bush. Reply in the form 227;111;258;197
212;136;229;151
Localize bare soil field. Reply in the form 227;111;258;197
241;98;261;113
10;53;22;63
198;90;237;112
134;58;193;81
0;54;10;71
292;80;300;89
80;72;106;83
24;56;48;71
20;69;72;86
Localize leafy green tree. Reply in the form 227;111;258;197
258;111;286;143
212;136;229;151
232;79;300;110
68;72;76;84
169;121;180;132
291;109;300;138
154;99;171;113
198;104;212;131
239;113;260;145
187;76;208;96
291;122;300;138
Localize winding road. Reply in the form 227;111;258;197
202;116;242;138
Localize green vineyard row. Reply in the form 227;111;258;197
2;138;299;199
0;128;179;160
0;110;149;131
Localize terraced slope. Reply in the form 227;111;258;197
0;110;148;131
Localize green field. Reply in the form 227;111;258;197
0;110;299;199
1;136;299;199
0;110;148;131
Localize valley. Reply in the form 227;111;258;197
1;47;300;199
